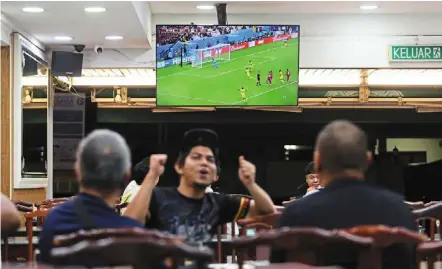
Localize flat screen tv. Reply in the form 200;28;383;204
156;25;300;107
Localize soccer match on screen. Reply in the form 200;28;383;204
156;25;300;106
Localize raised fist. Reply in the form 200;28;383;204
149;154;167;178
238;156;256;187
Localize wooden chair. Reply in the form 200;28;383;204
404;201;425;210
343;225;428;247
413;202;442;242
283;199;296;207
232;227;374;269
343;225;428;269
417;240;442;269
53;227;182;247
24;208;51;263
35;198;71;210
50;236;214;269
414;202;442;220
239;222;273;261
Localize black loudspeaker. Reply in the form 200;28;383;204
216;3;227;25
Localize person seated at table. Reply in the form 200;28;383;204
272;120;417;269
38;130;143;264
1;193;21;235
303;161;322;197
124;128;275;245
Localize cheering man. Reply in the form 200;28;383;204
124;129;275;245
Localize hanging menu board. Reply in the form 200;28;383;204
53;92;85;170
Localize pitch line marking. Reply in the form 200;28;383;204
230;82;297;105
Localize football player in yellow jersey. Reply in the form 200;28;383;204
239;87;247;102
283;39;288;48
249;60;254;71
279;69;285;84
245;67;251;80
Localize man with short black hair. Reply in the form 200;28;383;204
303;162;321;197
38;130;144;263
273;120;417;269
124;129;275;245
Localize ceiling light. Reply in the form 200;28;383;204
360;5;379;10
54;36;72;41
196;5;215;10
22;7;44;13
84;7;106;13
105;35;124;41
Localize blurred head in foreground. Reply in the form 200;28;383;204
313;120;372;187
75;129;132;200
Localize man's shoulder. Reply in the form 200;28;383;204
118;215;144;228
45;200;74;219
371;186;407;206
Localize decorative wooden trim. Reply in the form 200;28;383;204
1;45;11;197
11;33;49;190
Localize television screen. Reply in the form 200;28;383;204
156;25;300;107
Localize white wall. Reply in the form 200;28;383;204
1;21;11;46
82;13;442;68
152;13;442;68
386;138;442;163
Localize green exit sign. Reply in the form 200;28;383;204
389;45;442;61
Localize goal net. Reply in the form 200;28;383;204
191;43;231;68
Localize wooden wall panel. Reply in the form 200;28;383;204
1;46;11;197
12;188;46;203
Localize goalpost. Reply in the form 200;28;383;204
191;43;231;68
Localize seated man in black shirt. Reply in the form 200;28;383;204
124;128;275;245
272;120;417;269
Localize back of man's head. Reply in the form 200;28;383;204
76;129;131;194
315;120;369;175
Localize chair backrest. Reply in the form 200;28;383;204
417;240;442;258
50;237;213;269
413;202;442;220
35;197;71;209
53;227;182;247
232;227;374;267
404;201;425;210
237;212;282;228
343;225;428;247
24;208;51;262
13;200;34;207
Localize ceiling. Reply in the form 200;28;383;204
150;1;442;14
1;1;149;49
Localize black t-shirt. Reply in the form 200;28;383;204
146;187;250;245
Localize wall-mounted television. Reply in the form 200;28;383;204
156;25;300;107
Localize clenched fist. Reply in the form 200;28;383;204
149;154;168;178
238;156;256;187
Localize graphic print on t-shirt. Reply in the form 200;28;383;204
153;189;221;245
147;188;251;246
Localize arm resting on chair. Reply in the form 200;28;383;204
1;194;21;235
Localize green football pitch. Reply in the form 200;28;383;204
157;38;299;106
